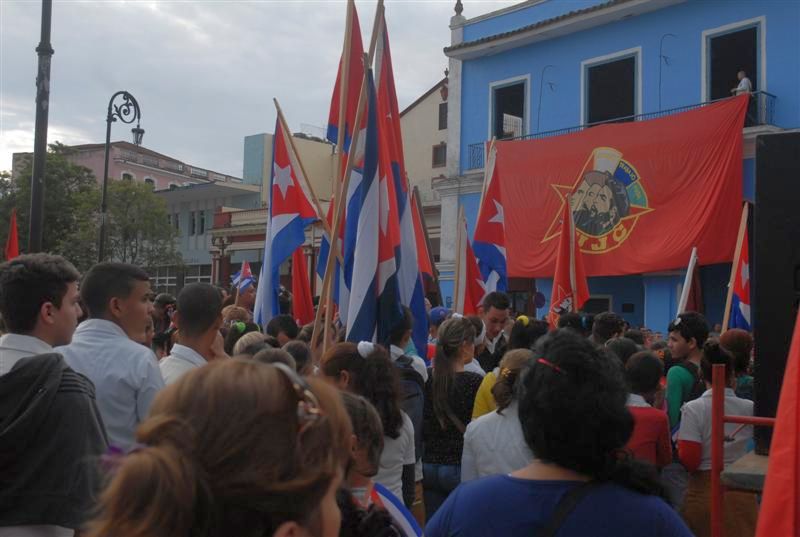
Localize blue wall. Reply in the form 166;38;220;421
459;0;800;172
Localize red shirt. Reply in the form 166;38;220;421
626;401;672;468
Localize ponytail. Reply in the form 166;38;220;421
432;318;475;430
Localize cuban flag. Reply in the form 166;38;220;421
253;118;319;326
729;227;751;330
472;143;508;293
316;0;366;322
375;14;429;355
344;69;402;344
231;261;254;291
455;208;488;315
371;482;423;537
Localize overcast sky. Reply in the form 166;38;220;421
0;0;516;176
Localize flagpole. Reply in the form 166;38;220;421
721;203;750;333
453;206;465;313
332;0;354;204
677;247;699;316
413;185;441;300
477;138;496;214
314;55;371;352
566;195;578;312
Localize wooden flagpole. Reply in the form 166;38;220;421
721;203;750;333
314;3;385;352
413;185;441;300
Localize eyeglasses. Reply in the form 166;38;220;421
271;362;324;435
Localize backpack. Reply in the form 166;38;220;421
677;360;706;402
393;355;425;462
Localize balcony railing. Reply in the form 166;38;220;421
466;92;776;170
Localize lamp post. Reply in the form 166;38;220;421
212;235;232;285
98;91;143;262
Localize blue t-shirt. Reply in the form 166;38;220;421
425;475;691;537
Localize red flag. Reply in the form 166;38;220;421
5;209;19;260
685;262;704;313
548;200;589;329
497;95;749;277
411;191;433;278
291;247;314;326
756;312;800;537
454;210;486;315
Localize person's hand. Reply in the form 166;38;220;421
209;331;230;361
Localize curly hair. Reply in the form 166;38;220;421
519;329;664;497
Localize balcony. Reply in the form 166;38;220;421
466;92;777;170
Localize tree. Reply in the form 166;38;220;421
0;143;99;270
102;179;182;268
0;142;182;272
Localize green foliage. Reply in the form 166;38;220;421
0;142;181;272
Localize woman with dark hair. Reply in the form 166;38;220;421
624;351;671;468
426;329;691;537
422;317;483;519
87;359;352;537
678;340;756;537
321;342;416;509
223;320;259;355
461;349;534;481
719;328;754;400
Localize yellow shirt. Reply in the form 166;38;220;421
472;371;498;419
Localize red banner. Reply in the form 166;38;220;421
498;95;748;277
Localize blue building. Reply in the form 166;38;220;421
436;0;800;332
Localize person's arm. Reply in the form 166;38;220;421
137;350;166;421
401;463;415;508
656;412;673;468
665;367;687;429
472;373;496;420
461;426;479;482
677;440;702;473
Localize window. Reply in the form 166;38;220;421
432;143;447;168
708;27;757;101
199;210;206;235
491;80;526;139
122;172;133;181
184;264;212;285
581;296;612;315
586;55;637;125
189;211;196;236
438;102;448;130
144;178;155;189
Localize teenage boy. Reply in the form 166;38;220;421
58;262;164;449
476;292;510;372
160;283;226;385
0;254;107;536
665;312;710;428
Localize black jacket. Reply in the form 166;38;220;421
0;353;108;529
476;334;508;372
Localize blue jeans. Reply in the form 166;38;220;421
423;462;461;520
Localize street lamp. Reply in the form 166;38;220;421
98;91;143;262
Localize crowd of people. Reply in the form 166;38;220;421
0;253;760;536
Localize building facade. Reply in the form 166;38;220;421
439;0;800;330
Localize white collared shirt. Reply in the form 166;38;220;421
485;330;505;355
389;344;428;382
160;344;207;385
57;319;165;449
461;401;533;482
627;393;651;408
464;358;486;377
0;333;53;376
678;388;753;471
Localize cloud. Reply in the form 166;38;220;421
1;0;515;175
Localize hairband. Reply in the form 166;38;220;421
232;321;246;334
537;358;564;374
517;315;530;327
357;341;376;358
500;367;513;379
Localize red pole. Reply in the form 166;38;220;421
711;363;726;537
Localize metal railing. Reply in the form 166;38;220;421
466;92;776;170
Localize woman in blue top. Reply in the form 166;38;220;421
426;329;692;537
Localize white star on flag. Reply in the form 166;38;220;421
273;163;294;200
488;199;504;225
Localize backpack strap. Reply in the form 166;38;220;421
537;481;599;537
